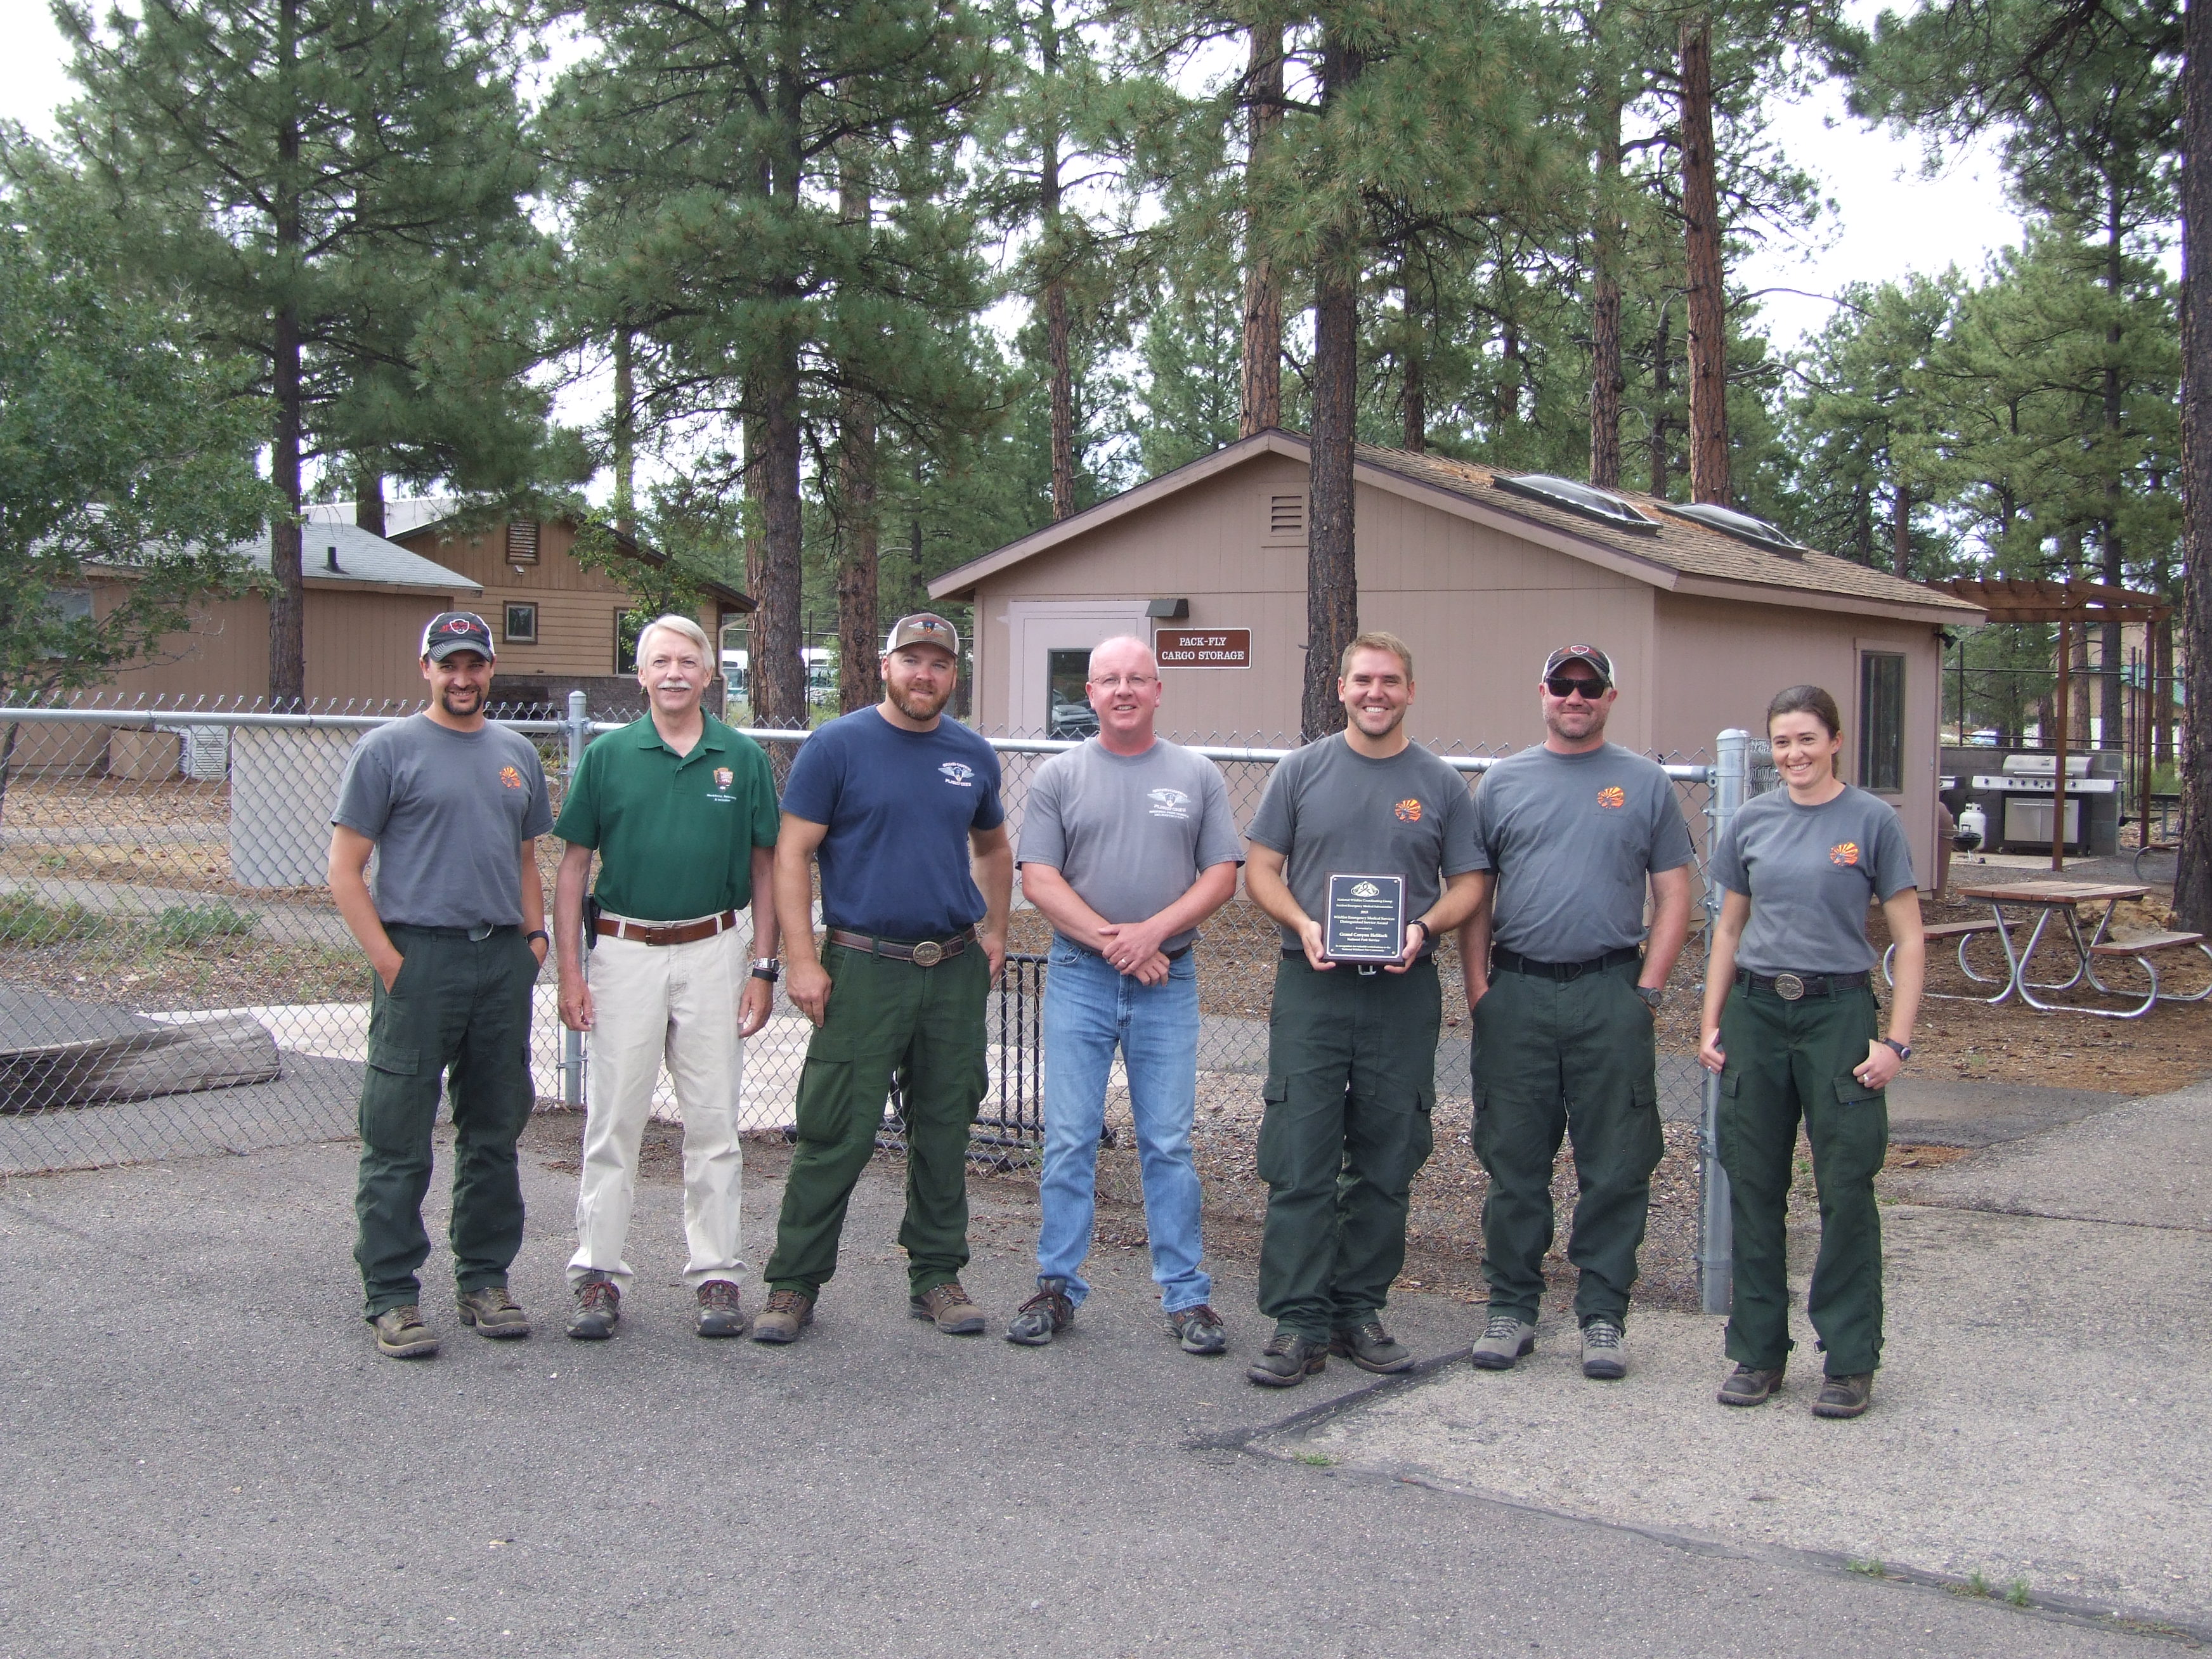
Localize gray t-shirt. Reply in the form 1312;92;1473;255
332;715;555;929
1246;734;1485;953
1018;738;1243;954
1474;742;1697;962
1710;785;1917;974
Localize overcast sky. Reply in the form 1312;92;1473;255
3;0;2026;374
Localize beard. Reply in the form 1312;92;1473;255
889;677;954;722
438;681;485;717
1347;699;1407;738
1544;703;1607;742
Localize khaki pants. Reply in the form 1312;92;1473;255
569;920;748;1292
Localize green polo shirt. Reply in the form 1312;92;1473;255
553;713;780;922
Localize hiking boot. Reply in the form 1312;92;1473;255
1168;1304;1228;1355
1246;1330;1327;1388
695;1280;746;1339
457;1284;530;1339
1580;1318;1626;1380
1330;1320;1414;1375
1469;1312;1536;1370
372;1305;438;1359
1812;1372;1873;1419
751;1287;814;1344
565;1273;620;1341
910;1279;986;1335
1717;1363;1786;1407
1005;1278;1074;1346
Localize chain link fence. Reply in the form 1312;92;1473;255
0;696;1724;1185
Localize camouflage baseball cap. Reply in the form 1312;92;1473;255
884;612;960;659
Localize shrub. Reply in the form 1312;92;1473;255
152;903;258;947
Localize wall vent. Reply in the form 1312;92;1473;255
1263;492;1308;543
506;520;540;564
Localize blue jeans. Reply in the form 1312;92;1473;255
1037;939;1211;1313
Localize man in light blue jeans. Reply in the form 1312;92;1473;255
1010;635;1241;1354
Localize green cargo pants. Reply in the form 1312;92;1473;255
1256;953;1439;1341
764;940;989;1299
354;924;541;1319
1716;978;1887;1377
1469;958;1663;1327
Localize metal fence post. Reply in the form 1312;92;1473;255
562;689;588;1110
1699;727;1748;1315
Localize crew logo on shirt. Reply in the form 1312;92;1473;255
1596;785;1627;810
1393;798;1422;823
714;767;734;790
1148;787;1192;821
939;762;976;788
499;765;524;790
1830;841;1861;866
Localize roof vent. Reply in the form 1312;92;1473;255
325;544;341;573
1492;473;1660;535
1660;501;1809;557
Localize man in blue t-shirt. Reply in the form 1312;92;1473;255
751;613;1013;1344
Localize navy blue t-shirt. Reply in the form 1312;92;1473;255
781;708;1005;939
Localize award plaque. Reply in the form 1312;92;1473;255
1323;873;1408;965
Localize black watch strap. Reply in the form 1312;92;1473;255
1880;1038;1911;1061
525;929;549;944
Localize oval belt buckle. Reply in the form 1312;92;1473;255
1772;972;1805;1001
911;939;944;968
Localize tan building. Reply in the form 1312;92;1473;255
929;430;1984;886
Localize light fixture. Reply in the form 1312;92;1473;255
1147;598;1190;620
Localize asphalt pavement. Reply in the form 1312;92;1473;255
0;1123;2180;1658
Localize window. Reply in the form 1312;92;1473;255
503;602;538;645
1859;652;1906;793
505;520;540;564
1046;648;1096;739
615;608;644;674
1492;472;1661;534
41;588;91;658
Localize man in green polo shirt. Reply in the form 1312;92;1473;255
552;614;781;1340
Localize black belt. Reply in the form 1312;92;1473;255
1736;968;1870;1001
826;925;975;966
387;922;515;942
1493;946;1641;981
1065;938;1193;963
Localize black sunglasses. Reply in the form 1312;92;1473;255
1544;674;1606;699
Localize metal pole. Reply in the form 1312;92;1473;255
1698;727;1746;1316
563;689;588;1110
2053;619;2069;872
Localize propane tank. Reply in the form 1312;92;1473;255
1955;802;1987;854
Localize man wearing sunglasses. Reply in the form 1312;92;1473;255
1459;644;1695;1380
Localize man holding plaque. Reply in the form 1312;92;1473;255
1459;644;1696;1380
1242;633;1486;1388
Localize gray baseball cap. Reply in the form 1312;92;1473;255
884;612;960;659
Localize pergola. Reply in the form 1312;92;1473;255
1930;578;2173;871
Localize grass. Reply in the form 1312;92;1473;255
2005;1579;2031;1608
0;891;105;944
1293;1452;1336;1467
151;902;259;946
1845;1557;1887;1578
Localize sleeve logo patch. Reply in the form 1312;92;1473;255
939;762;975;788
1830;841;1861;866
498;765;524;790
1393;798;1423;823
1597;786;1627;809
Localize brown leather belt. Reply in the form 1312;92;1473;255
594;909;741;947
825;925;974;967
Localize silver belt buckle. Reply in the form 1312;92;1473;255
1772;972;1805;1001
911;939;944;967
468;923;495;942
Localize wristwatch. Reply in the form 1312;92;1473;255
1880;1038;1912;1061
1407;919;1431;951
1636;985;1664;1011
750;958;781;983
524;930;550;946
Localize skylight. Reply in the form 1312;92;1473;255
1491;473;1660;535
1661;501;1809;556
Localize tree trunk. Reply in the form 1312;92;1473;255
1041;0;1076;520
1892;485;1911;578
1302;30;1363;745
2179;0;2212;927
2099;177;2128;753
1648;299;1672;497
1590;80;1625;488
612;327;636;537
1494;317;1521;438
1679;15;1729;506
1239;20;1285;438
2156;611;2175;765
753;46;808;732
267;0;305;708
836;166;880;717
354;462;386;538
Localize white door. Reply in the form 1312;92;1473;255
1002;600;1155;738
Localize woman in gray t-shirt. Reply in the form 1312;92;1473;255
1697;685;1925;1422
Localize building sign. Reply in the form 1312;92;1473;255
1154;627;1252;668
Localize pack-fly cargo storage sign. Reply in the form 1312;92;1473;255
1154;627;1251;668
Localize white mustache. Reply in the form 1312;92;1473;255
654;680;693;691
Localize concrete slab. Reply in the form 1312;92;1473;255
1885;1077;2136;1149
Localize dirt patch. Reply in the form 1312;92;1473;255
0;932;368;1010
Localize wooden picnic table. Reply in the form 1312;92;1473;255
1927;881;2208;1018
